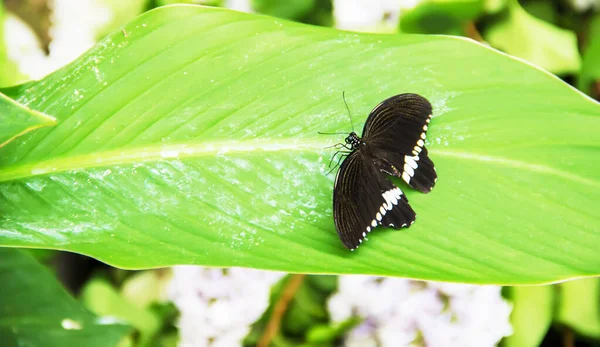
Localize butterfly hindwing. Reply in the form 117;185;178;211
333;151;416;250
362;93;437;193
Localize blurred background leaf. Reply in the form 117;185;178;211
0;248;130;347
244;275;340;346
155;0;224;7
399;0;485;35
252;0;333;26
503;285;554;347
579;15;600;96
484;0;581;74
80;277;163;345
556;278;600;338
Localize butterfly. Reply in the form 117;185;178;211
330;93;437;250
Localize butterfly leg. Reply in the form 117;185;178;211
324;142;352;150
327;152;349;175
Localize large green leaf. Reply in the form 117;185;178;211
0;91;56;147
0;5;599;284
0;248;130;346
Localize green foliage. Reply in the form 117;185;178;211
244;275;339;346
253;0;316;20
504;285;554;347
484;0;581;75
399;0;485;35
252;0;332;26
81;277;163;345
156;0;223;6
556;278;600;338
579;15;600;95
0;5;599;284
0;248;130;346
120;270;171;308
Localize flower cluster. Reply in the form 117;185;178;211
328;276;513;347
168;266;284;347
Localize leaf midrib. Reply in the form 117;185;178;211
1;141;597;189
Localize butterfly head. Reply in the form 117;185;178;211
345;132;361;150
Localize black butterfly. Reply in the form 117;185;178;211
331;93;437;250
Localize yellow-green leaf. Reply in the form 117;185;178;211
0;91;56;148
484;0;581;74
504;285;554;347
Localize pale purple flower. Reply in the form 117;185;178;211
168;266;284;347
329;276;512;347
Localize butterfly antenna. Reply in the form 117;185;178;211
318;131;348;135
342;91;354;133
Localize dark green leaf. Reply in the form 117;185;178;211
399;0;484;35
578;15;600;96
0;248;130;346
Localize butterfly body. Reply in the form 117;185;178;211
332;94;437;250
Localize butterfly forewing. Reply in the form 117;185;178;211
362;94;437;193
333;151;416;250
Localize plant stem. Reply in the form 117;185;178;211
258;274;306;347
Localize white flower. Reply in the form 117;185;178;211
329;276;512;347
224;0;253;13
333;0;421;32
168;266;285;347
568;0;600;12
4;0;112;80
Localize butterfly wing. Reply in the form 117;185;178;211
333;150;416;250
362;93;437;193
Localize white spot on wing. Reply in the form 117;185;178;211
402;172;411;183
405;156;418;170
404;164;415;177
